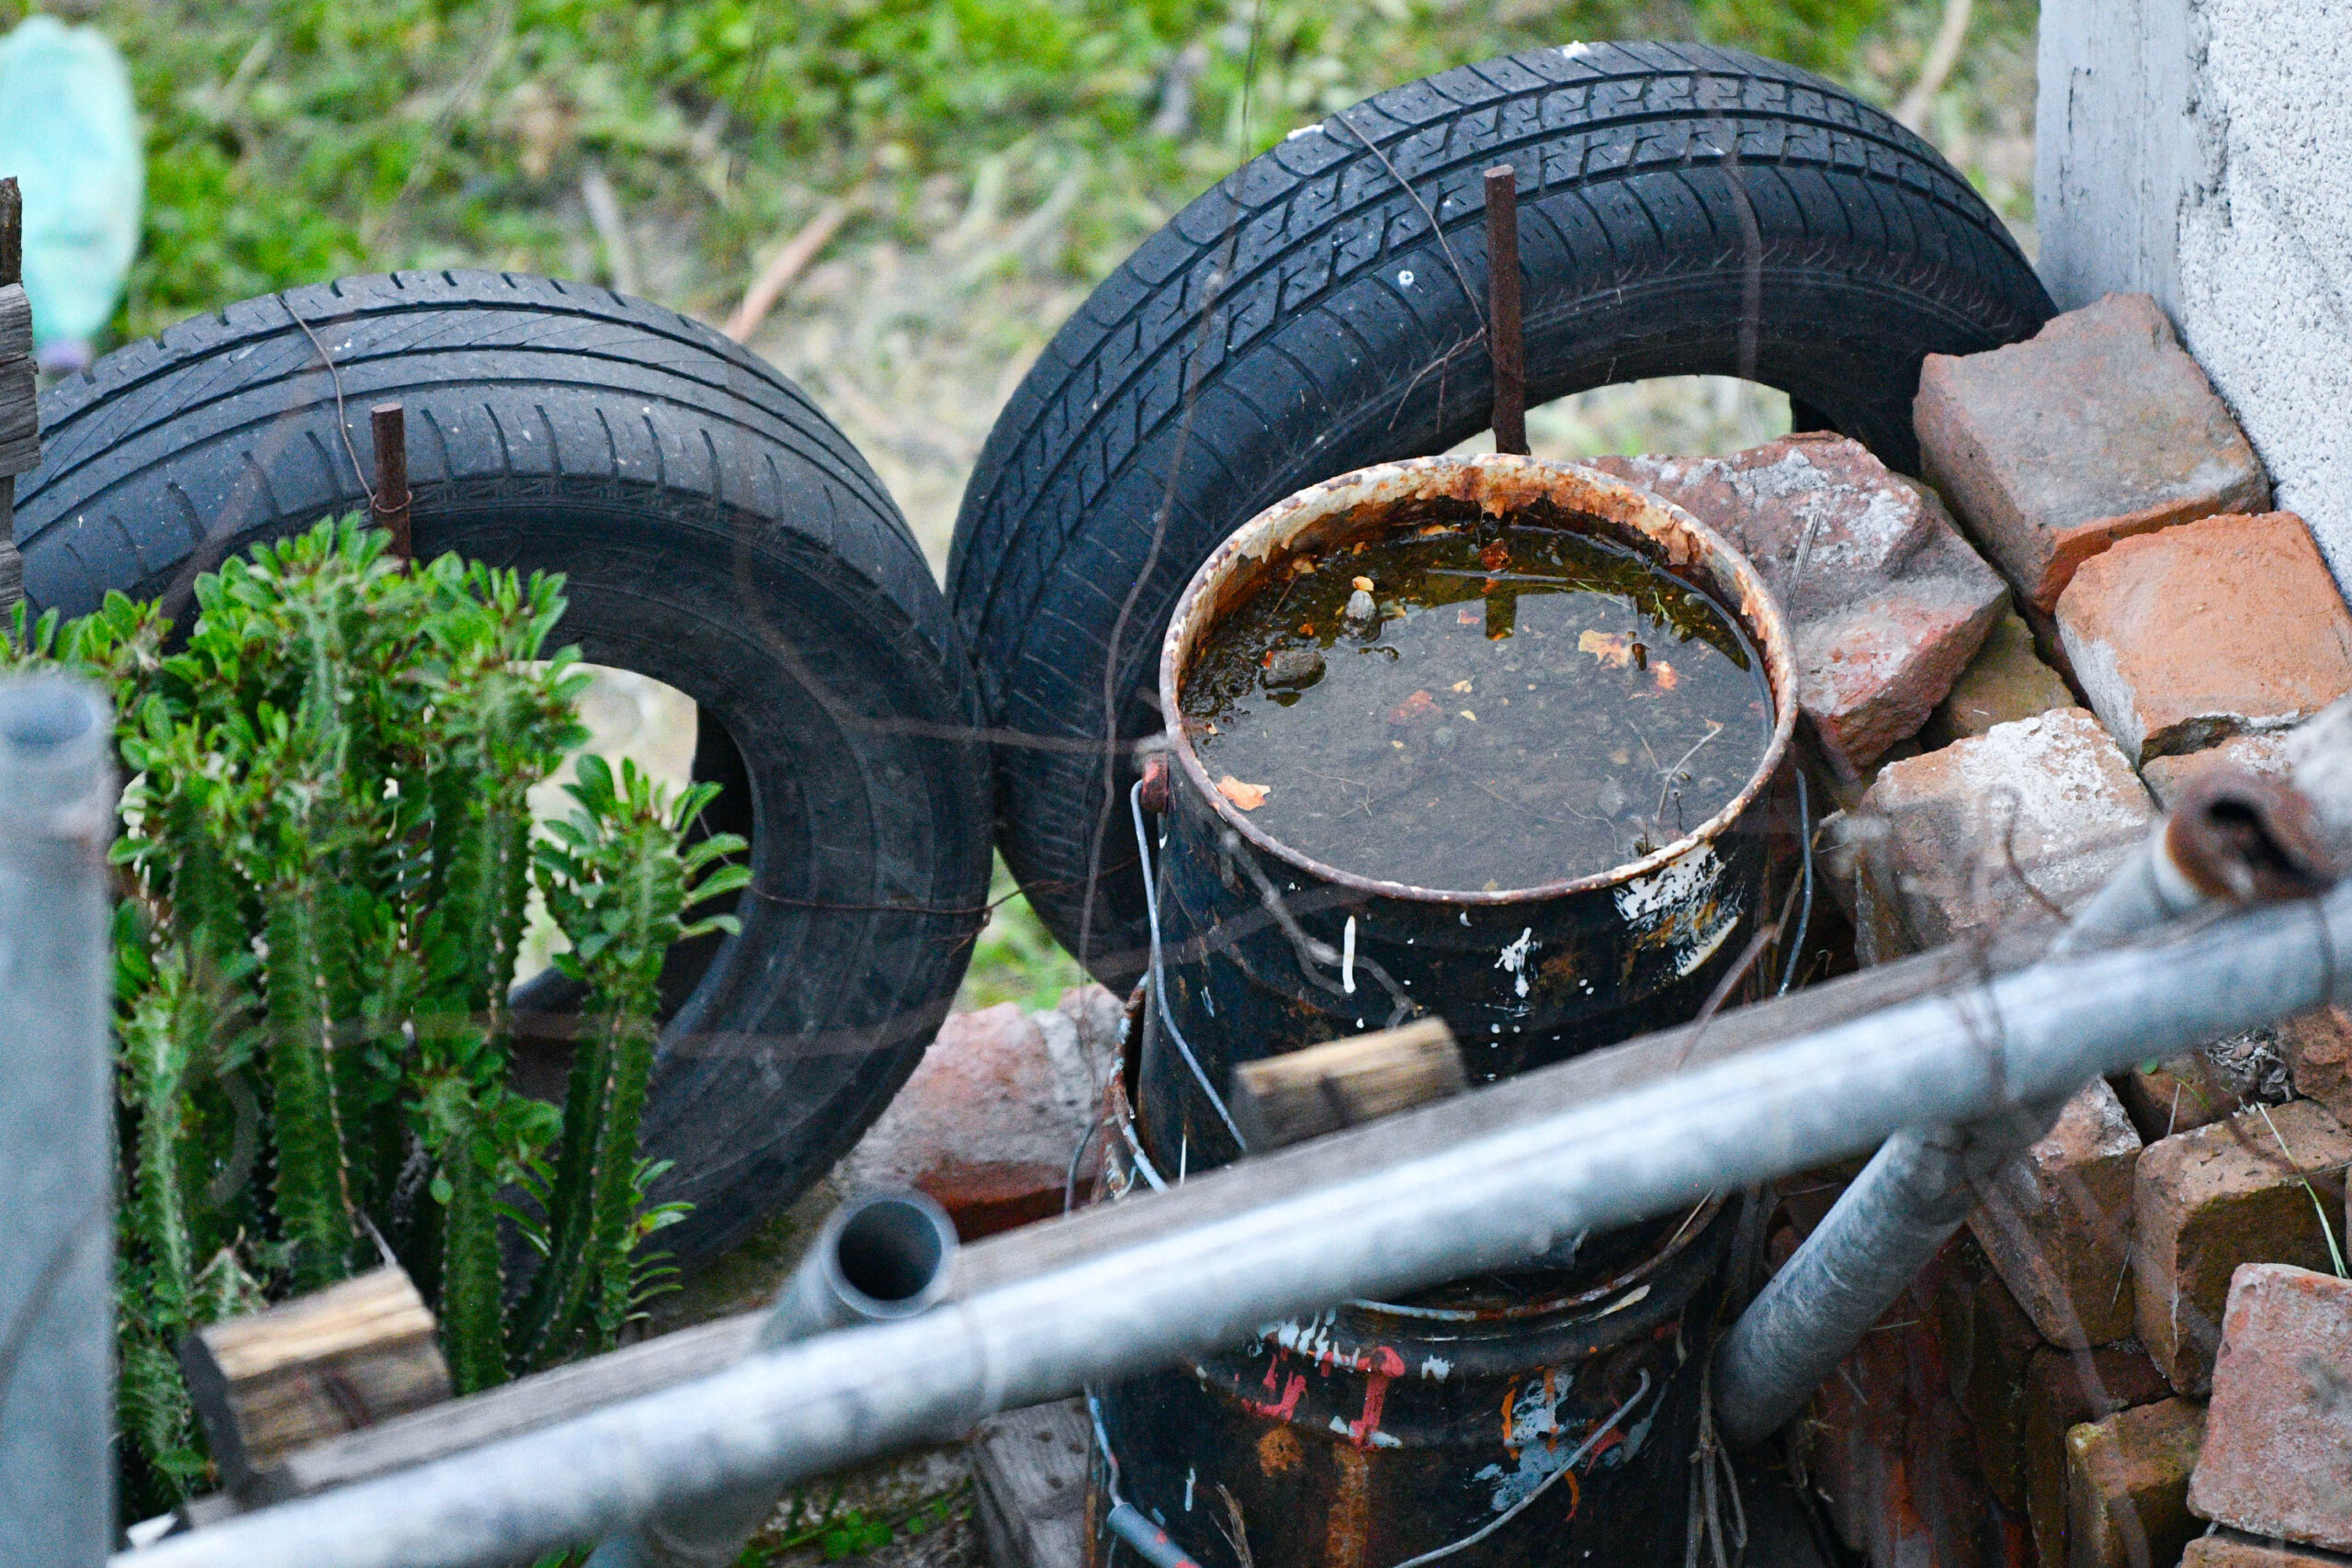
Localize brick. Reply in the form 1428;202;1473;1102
2140;731;2296;809
2184;1529;2352;1566
2025;1341;2172;1568
2056;512;2352;763
1588;434;2007;774
2284;1007;2352;1126
838;1000;1108;1239
1924;608;2078;748
1916;292;2271;615
1854;708;2156;950
2066;1397;2207;1568
1968;1079;2144;1348
2188;1263;2352;1552
2116;1029;2297;1145
1954;1266;2047;1511
2133;1100;2352;1394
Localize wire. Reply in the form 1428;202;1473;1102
1131;781;1250;1154
1776;768;1814;996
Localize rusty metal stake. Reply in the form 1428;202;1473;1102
370;402;413;563
1483;164;1528;457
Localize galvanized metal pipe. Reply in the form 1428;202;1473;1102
121;879;2352;1568
0;675;116;1568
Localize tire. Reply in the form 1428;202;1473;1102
949;40;2052;985
19;270;993;1264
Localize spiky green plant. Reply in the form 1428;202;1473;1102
6;517;746;1512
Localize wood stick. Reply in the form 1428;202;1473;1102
1230;1018;1466;1149
724;196;854;343
180;1267;451;1492
368;403;412;562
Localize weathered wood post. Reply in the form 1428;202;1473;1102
0;175;42;610
0;674;116;1566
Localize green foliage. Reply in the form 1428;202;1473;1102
6;518;743;1509
85;0;1894;339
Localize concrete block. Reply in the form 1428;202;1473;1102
2284;1007;2352;1127
1855;708;2156;949
2024;1340;2172;1568
1968;1079;2144;1349
838;999;1112;1239
2055;512;2352;763
1915;293;2269;615
2183;1531;2352;1567
1587;434;2007;774
2141;730;2297;809
2189;1263;2352;1552
1923;608;2078;748
2065;1397;2207;1568
2133;1100;2352;1395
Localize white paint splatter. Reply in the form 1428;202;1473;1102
1494;927;1537;997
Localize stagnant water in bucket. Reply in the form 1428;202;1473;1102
1182;517;1772;890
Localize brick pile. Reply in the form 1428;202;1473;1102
1773;292;2352;1568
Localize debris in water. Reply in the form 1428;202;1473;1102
1263;648;1326;691
1216;776;1271;810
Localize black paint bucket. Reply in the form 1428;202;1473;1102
1138;455;1798;1173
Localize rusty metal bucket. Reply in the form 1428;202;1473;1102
1090;455;1796;1568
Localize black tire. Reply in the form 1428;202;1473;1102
19;270;992;1264
949;40;2052;984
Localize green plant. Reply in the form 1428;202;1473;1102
6;517;745;1510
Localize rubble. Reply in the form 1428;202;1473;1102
2064;1396;2208;1568
2188;1263;2352;1553
1966;1079;2143;1348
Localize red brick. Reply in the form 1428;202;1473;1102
1588;434;2007;775
2139;731;2296;810
2055;513;2352;764
2183;1530;2352;1566
1954;1266;2047;1511
2114;1058;2237;1145
2284;1008;2352;1127
2066;1397;2207;1568
2188;1263;2352;1552
1916;292;2270;615
1852;708;2156;950
2133;1100;2352;1394
838;1001;1104;1239
2024;1340;2172;1568
1968;1080;2143;1348
1924;609;2078;748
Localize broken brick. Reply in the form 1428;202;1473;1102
2133;1100;2352;1395
1916;292;2271;614
2055;512;2352;763
2188;1263;2352;1552
2066;1397;2207;1568
837;999;1111;1239
1968;1078;2143;1348
2284;1007;2352;1127
2182;1531;2352;1567
1923;608;2077;748
2024;1340;2171;1568
1852;708;2156;950
2114;1058;2238;1145
1587;434;2006;774
2139;731;2296;810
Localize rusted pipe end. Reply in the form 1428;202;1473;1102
2163;765;2338;906
1137;750;1170;815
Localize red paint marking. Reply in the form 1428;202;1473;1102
1238;1371;1307;1421
1345;1346;1407;1448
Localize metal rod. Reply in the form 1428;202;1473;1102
1482;165;1527;456
1711;757;2339;1450
0;675;116;1568
124;876;2352;1568
369;402;413;563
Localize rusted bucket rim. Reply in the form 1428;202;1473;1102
1158;454;1800;904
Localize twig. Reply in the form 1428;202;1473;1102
1895;0;1973;130
580;164;641;297
725;195;857;342
1655;722;1725;817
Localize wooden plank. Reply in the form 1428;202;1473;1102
1230;1018;1465;1149
180;1267;451;1490
969;1399;1091;1568
183;920;2054;1522
0;284;33;362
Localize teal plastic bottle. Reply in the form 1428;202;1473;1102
0;14;142;373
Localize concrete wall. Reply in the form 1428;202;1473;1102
2038;0;2352;591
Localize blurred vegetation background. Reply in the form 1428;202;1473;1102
33;0;2038;1018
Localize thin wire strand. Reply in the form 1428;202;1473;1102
1777;768;1815;996
282;297;378;512
1132;781;1250;1153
